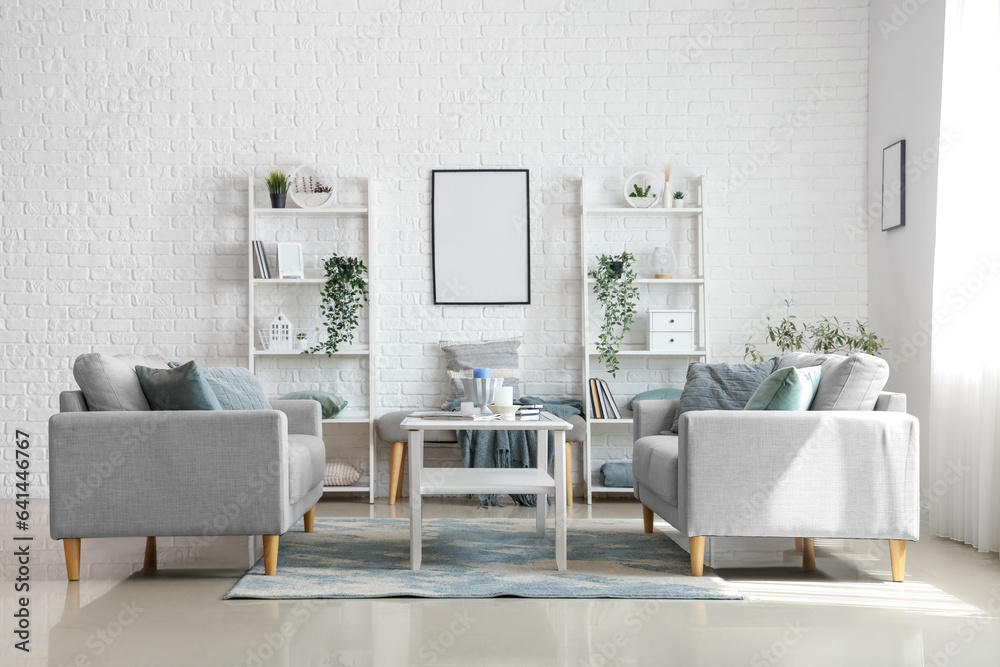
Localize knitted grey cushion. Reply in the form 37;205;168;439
201;366;271;411
778;352;889;411
440;337;521;399
670;358;779;433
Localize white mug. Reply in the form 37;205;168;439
460;401;475;415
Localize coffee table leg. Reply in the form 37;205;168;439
553;429;567;571
536;429;548;537
409;429;423;570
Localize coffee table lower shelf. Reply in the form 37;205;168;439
420;468;556;495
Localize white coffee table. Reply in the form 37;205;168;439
400;412;573;571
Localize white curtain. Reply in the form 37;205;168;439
929;0;1000;553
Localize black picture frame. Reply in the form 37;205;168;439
431;169;531;305
881;139;906;231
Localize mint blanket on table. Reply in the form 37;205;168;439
445;396;583;506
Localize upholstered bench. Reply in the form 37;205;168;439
375;411;586;506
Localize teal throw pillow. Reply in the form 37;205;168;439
135;361;222;411
744;366;822;411
280;390;347;419
627;388;683;411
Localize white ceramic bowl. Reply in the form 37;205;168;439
488;404;518;421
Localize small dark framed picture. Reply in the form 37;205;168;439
881;140;905;231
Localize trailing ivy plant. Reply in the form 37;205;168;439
744;300;887;362
588;252;639;377
308;254;369;356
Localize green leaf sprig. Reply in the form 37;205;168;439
309;254;369;356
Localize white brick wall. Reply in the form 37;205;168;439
0;0;869;498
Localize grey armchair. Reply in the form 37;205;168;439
632;392;919;581
49;391;325;579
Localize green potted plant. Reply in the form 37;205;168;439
295;331;309;351
588;252;639;377
744;301;887;362
309;254;369;356
266;171;289;209
671;191;685;208
627;183;657;209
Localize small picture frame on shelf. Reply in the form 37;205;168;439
257;329;270;351
277;242;304;279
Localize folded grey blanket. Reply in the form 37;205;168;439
445;396;583;506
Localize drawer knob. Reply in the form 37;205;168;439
670;338;675;342
669;319;675;323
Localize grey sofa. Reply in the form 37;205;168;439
632;392;919;581
49;355;325;579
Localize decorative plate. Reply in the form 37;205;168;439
624;171;662;208
288;164;336;209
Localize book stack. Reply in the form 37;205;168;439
517;404;543;421
588;379;622;419
253;241;271;279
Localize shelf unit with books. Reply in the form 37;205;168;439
247;174;376;502
579;175;709;503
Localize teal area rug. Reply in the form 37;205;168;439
224;518;744;600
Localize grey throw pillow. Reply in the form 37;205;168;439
135;361;222;411
671;358;780;433
779;352;889;411
201;367;271;411
72;353;172;411
440;337;521;399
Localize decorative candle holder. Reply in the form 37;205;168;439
461;377;504;415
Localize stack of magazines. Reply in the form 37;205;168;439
408;411;501;421
517;404;543;421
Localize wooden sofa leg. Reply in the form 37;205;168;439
64;538;81;581
642;504;654;533
388;441;405;505
802;538;816;571
889;539;907;582
143;537;157;574
794;537;804;553
689;536;705;576
304;506;315;533
263;535;279;576
566;441;573;507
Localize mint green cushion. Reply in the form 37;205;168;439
135;361;222;411
744;366;822;411
280;390;347;419
627;388;682;411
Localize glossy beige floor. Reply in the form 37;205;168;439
3;498;1000;667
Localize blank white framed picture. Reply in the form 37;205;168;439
431;169;531;305
277;242;304;279
881;140;906;231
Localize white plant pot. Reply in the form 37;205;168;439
297;192;332;208
672;200;684;208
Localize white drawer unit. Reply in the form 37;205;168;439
649;310;695;332
649;331;695;351
649;309;696;351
